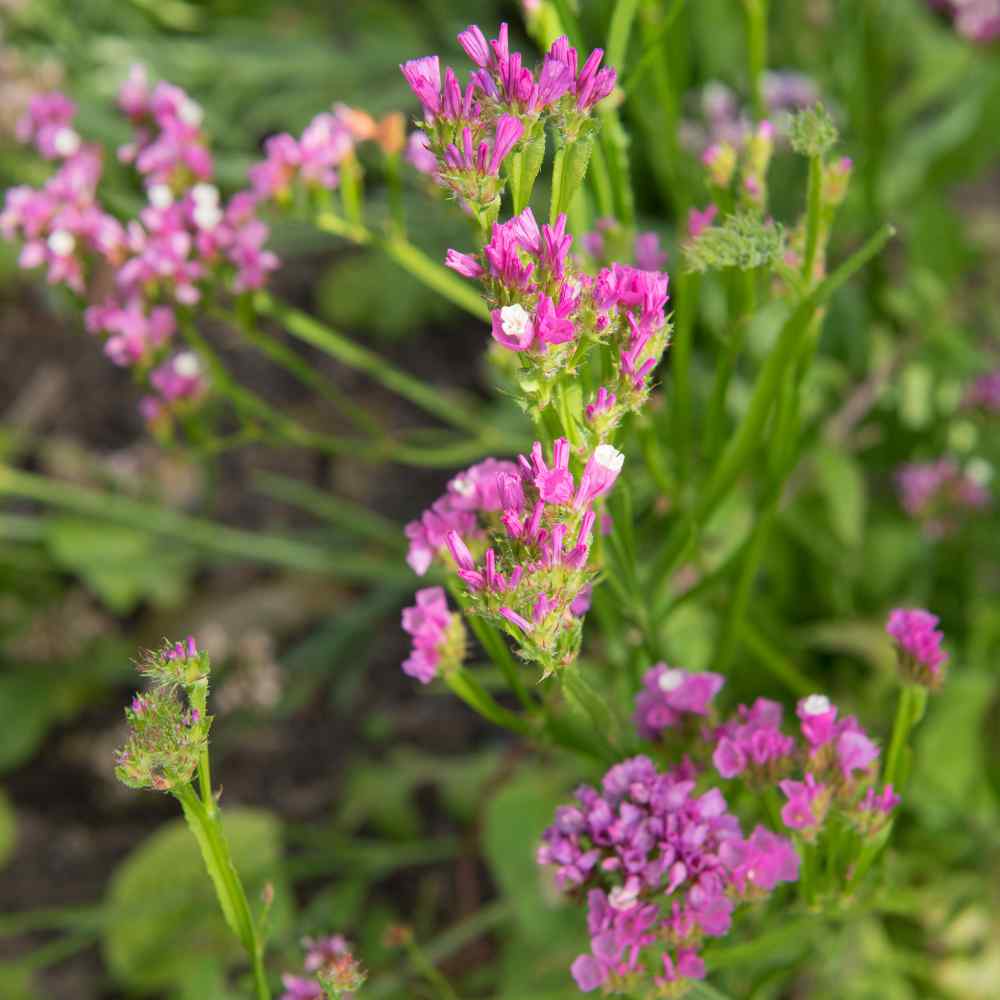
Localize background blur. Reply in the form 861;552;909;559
2;1;1000;998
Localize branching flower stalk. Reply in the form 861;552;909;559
115;639;272;1000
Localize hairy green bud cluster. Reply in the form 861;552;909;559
788;103;838;159
114;638;213;792
684;210;785;273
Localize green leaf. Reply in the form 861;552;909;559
0;675;52;773
44;516;194;614
813;446;867;548
0;788;15;870
483;768;582;995
104;809;289;993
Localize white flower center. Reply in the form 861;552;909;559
594;443;625;473
173;352;201;378
608;884;638;911
658;669;685;693
47;230;75;256
802;694;831;716
178;97;203;127
192;201;222;231
53;127;80;157
500;303;532;338
451;476;475;497
148;184;174;209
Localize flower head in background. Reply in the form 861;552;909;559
400;587;467;684
896;458;990;537
886;607;948;690
281;933;365;1000
931;0;1000;42
633;664;725;741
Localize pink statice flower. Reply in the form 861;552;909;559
281;933;364;1000
886;607;948;689
402;23;615;217
633;663;725;741
437;438;623;673
404;457;520;575
538;756;798;993
711;698;794;780
688;203;719;238
3;70;283;431
401;587;466;684
249;110;354;202
963;369;1000;413
932;0;1000;42
896;458;990;537
779;773;829;836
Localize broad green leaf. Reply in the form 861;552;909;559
104;809;289;993
814;446;867;548
45;517;194;614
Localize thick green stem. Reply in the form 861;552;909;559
883;684;928;791
705;268;756;459
174;783;270;1000
802;154;824;282
254;291;486;435
648;224;894;604
745;0;769;121
669;271;699;486
313;213;489;321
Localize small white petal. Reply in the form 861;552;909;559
47;230;76;256
658;668;685;693
173;352;201;378
802;694;831;716
594;443;625;473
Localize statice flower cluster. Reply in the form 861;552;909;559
281;934;365;1000
400;587;467;684
632;664;725;741
404;441;622;674
581;218;668;273
710;694;897;841
930;0;1000;41
446;438;623;672
114;637;211;792
896;458;990;537
447;206;671;434
400;23;615;226
963;368;1000;412
2;71;285;428
249;105;359;204
404;457;521;575
886;607;948;690
537;756;799;995
679;75;820;156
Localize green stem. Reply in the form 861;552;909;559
549;144;567;226
225;305;384;439
669;271;699;486
802;154;824;282
883;684;928;791
403;936;460;1000
0;464;415;581
444;667;532;736
745;0;769;121
705;268;756;459
648;224;894;605
314;212;489;321
174;783;269;1000
254;291;485;435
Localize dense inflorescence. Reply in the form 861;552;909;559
538;756;799;995
896;458;990;537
